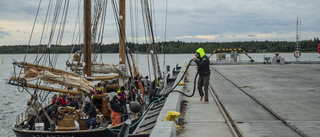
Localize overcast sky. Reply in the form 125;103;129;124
0;0;319;46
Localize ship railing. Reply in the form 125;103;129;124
16;111;27;125
15;97;52;125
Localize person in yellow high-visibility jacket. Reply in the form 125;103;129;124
94;83;103;94
193;48;211;104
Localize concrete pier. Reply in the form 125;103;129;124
178;64;320;137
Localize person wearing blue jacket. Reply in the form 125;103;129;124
193;48;211;104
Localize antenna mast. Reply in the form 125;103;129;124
294;17;301;60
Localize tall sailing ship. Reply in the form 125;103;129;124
7;0;180;137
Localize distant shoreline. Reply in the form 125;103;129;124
0;39;319;54
0;52;319;54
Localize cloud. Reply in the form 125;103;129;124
0;28;11;38
165;0;320;42
172;30;310;42
0;0;320;46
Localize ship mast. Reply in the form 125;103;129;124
84;0;92;76
118;0;126;86
119;0;126;64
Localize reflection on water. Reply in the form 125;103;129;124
0;53;319;136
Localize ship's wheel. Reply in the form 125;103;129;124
59;107;81;121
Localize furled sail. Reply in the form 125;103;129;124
67;61;127;77
11;60;93;94
24;69;93;93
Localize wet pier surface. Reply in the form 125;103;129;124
178;64;320;137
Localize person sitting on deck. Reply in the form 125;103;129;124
85;116;101;129
42;102;61;130
72;50;82;64
94;83;103;94
84;96;97;119
47;102;61;119
67;96;79;109
108;95;123;126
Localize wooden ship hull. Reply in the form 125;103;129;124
12;125;149;137
12;127;116;137
12;115;148;137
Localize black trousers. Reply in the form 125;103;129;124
197;75;210;102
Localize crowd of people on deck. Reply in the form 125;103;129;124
24;47;211;132
24;74;155;131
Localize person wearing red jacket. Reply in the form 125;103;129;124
59;95;68;107
52;94;58;103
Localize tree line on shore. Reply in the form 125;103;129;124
1;38;319;54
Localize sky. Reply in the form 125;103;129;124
0;0;319;46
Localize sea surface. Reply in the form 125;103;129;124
0;53;319;136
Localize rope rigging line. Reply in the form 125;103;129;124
129;0;138;46
19;0;42;79
150;0;166;79
47;0;62;47
110;0;130;58
140;0;149;44
47;0;63;68
92;0;108;63
129;0;134;43
35;0;69;69
92;0;103;62
35;0;63;68
20;0;72;103
135;0;139;44
150;0;158;44
54;0;69;46
34;0;52;65
52;0;70;68
144;0;155;45
25;0;42;64
129;0;142;73
67;0;82;64
163;0;168;66
98;0;108;64
37;0;54;66
140;0;159;81
149;0;162;79
69;9;84;66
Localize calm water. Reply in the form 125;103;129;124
0;53;319;136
